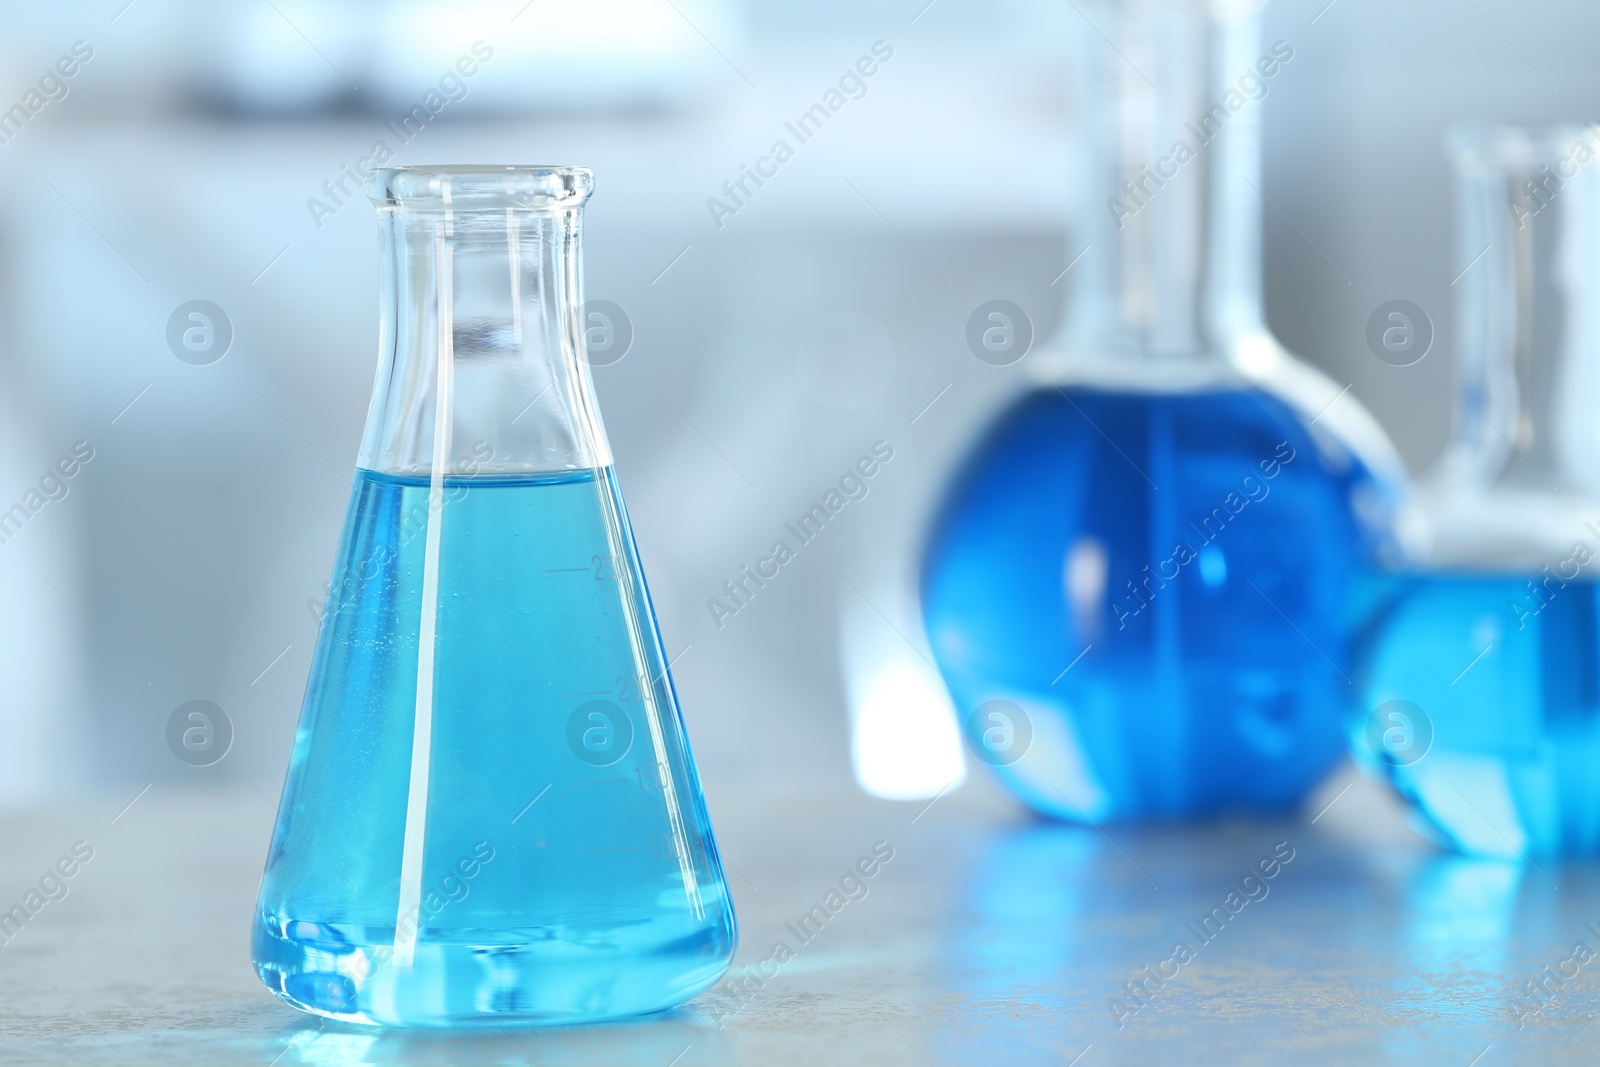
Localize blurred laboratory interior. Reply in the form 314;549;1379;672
0;0;1597;807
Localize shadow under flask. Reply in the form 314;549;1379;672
921;0;1407;821
251;166;737;1026
1357;128;1600;858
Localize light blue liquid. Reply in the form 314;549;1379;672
252;467;736;1027
1359;573;1600;858
923;386;1374;821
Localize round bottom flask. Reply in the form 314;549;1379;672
925;374;1374;820
921;0;1403;821
1357;128;1600;858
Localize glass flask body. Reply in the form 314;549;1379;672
926;381;1371;819
1358;128;1600;858
251;167;736;1027
922;0;1404;821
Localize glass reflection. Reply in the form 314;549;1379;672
937;817;1567;1063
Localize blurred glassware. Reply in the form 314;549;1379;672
367;0;747;114
1356;124;1600;858
920;0;1407;822
252;165;735;1026
0;393;89;803
840;577;966;800
197;0;373;115
193;0;747;116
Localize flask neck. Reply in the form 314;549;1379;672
1442;128;1600;499
358;166;608;476
1064;0;1274;363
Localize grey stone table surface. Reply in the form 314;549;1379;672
1;769;1597;1065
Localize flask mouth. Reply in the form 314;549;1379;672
367;165;595;213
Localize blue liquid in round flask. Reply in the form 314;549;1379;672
921;1;1405;821
251;166;736;1026
1357;128;1600;858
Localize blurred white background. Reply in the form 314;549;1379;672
0;0;1596;804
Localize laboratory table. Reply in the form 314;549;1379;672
0;772;1595;1064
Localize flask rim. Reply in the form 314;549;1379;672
366;165;595;212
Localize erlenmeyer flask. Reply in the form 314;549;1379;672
1357;127;1600;858
251;165;736;1026
921;0;1408;821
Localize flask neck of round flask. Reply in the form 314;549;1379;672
1034;0;1272;390
358;165;610;477
1424;127;1600;569
1027;0;1410;535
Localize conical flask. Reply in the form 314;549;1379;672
251;165;736;1027
921;0;1408;821
1357;127;1600;857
